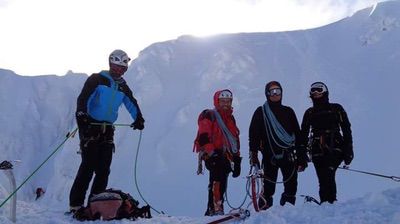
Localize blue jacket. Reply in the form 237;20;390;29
76;71;142;123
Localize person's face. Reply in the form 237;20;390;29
267;84;282;102
109;63;128;77
310;86;324;99
218;98;232;111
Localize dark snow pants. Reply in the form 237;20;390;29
262;157;298;207
312;154;342;204
69;125;114;207
204;152;232;215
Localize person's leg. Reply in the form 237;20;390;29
280;161;297;206
313;156;332;203
260;159;278;209
69;141;97;208
90;138;114;197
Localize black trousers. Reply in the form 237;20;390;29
205;153;232;213
69;125;114;207
262;158;298;206
312;155;341;203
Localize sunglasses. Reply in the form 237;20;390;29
267;88;282;96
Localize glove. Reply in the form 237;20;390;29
232;155;242;178
131;115;145;130
297;159;308;172
343;144;354;165
296;150;309;172
249;151;260;169
76;111;89;127
344;153;353;165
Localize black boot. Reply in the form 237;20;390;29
280;193;296;206
258;196;273;210
204;207;215;216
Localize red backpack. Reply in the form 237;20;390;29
193;109;214;153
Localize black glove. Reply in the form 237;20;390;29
296;146;309;172
232;156;242;178
297;155;308;172
131;115;145;130
76;111;89;127
343;144;354;165
249;151;260;169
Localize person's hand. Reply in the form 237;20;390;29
249;151;260;169
232;155;242;178
131;116;145;130
344;144;354;165
297;153;309;172
297;162;308;172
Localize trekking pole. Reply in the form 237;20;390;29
0;128;78;209
338;166;400;182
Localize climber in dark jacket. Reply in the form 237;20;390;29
249;81;308;210
69;49;145;213
300;81;353;204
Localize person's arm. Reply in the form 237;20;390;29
299;108;312;149
289;107;308;171
76;74;99;113
122;87;142;121
76;74;99;128
337;104;353;165
249;107;262;167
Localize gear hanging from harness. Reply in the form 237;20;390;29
306;106;345;161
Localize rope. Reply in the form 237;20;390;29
133;130;164;214
262;102;295;149
338;166;400;182
260;164;297;184
0;127;78;208
212;110;238;154
91;123;166;213
224;177;249;210
260;102;297;184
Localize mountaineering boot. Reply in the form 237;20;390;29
212;181;224;215
204;207;215;216
280;193;296;206
69;205;82;215
258;196;273;210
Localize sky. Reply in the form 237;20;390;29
0;0;387;76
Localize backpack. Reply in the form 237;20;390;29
73;188;151;221
193;109;214;153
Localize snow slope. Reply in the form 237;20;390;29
0;1;400;223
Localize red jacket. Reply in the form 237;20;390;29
195;90;240;157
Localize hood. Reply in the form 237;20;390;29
265;81;282;105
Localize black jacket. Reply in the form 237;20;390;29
300;102;353;160
249;102;304;160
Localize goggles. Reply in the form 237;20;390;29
218;90;233;99
267;88;282;96
310;87;324;94
309;82;327;95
